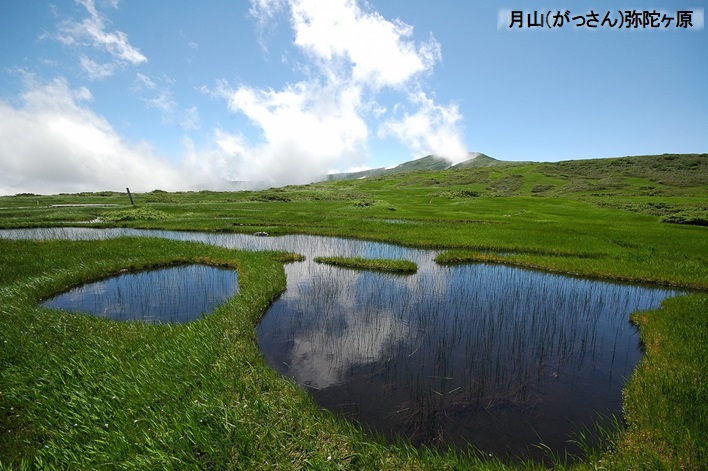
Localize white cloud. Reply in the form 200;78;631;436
53;0;147;77
0;76;220;195
211;77;368;184
250;0;440;89
249;0;288;36
332;164;371;174
144;91;176;116
213;0;467;185
181;106;201;130
134;73;156;90
236;82;365;161
79;56;115;80
380;91;468;163
287;0;441;88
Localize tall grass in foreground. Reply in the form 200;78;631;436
619;294;708;469
1;237;704;469
1;238;547;470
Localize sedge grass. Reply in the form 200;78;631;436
0;237;529;470
1;237;704;469
314;256;418;273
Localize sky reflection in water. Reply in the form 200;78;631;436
259;257;675;461
41;264;238;324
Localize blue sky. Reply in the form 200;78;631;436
0;1;705;194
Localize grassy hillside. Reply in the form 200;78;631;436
325;152;508;181
3;153;704;286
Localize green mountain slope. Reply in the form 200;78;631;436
326;152;512;181
318;153;708;226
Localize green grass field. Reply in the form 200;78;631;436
1;153;706;469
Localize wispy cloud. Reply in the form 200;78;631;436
79;56;115;80
144;91;176;117
50;0;146;78
181;106;201;130
134;73;156;90
133;73;198;130
133;73;174;116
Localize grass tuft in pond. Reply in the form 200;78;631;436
100;207;170;222
314;256;418;273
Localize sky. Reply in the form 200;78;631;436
0;1;705;195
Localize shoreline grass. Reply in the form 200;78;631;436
617;294;708;469
314;256;418;273
434;249;706;291
1;238;704;470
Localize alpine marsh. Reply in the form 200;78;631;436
1;154;706;469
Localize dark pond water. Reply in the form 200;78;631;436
258;260;671;462
0;228;682;462
41;264;239;324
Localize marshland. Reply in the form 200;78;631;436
1;154;706;469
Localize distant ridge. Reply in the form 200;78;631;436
327;152;510;181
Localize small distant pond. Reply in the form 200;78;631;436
41;264;239;324
0;227;683;462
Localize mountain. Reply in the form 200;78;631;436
325;152;513;181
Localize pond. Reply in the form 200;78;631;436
0;228;682;462
41;264;239;324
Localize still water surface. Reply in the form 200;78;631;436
41;264;239;324
0;228;681;461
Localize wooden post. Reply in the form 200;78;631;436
126;187;134;205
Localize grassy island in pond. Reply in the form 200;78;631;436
314;256;417;273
